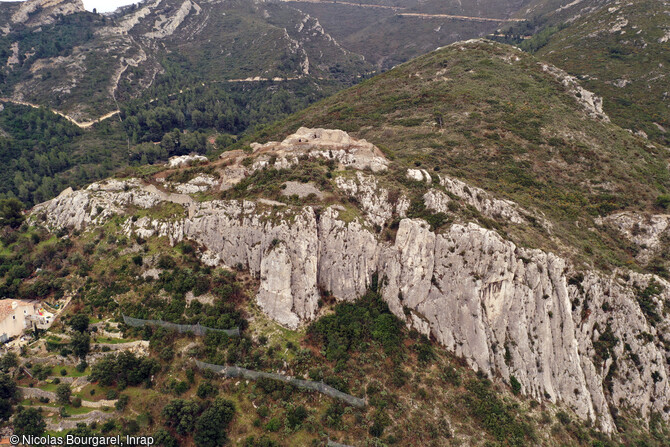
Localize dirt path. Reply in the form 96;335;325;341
396;12;524;22
281;0;403;10
0;98;121;129
279;0;525;22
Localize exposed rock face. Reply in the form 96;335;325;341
249;127;389;173
597;212;670;262
168;154;208;168
144;0;198;39
212;128;390;193
32;176;670;432
335;172;394;227
317;207;379;301
107;0;164;36
121;199;321;329
541;63;610;122
406;168;432;184
170;174;218;194
32;179;165;230
259;232;321;329
423;189;452;214
436;174;527;225
10;0;84;28
378;220;615;430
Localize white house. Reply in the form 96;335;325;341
0;300;53;343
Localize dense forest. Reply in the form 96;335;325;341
0;105;82;205
0;103;134;207
119;55;343;144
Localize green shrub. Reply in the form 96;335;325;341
56;383;71;405
656;195;670;209
115;394;129;411
286;405;307;430
90;352;159;387
162;399;199;436
308;290;403;362
194;398;235;447
264;417;281;432
101;420;116;434
464;379;535;446
196;381;218;399
556;411;571;425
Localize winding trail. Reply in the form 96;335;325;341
0;98;121;129
0;76;306;130
279;0;525;22
397;12;525;22
282;0;403;10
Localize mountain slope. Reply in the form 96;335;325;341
283;0;534;68
20;40;670;442
495;0;670;146
534;0;670;145
255;38;668;270
0;5;155;121
0;0;370;121
0;0;372;206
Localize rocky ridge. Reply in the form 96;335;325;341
31;128;670;433
249;127;389;173
6;0;85;30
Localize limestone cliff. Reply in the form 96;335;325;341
30;127;670;433
32;178;670;433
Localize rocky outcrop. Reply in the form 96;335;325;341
168;154;208;168
108;0;164;36
120;200;321;329
541;63;610;122
32;175;670;432
336;172;394;227
597;212;670;262
118;200;670;431
257;239;319;330
435;174;527;225
10;0;84;28
170;174;218;194
249;127;389;173
406;168;432;184
144;0;198;39
378;220;667;432
31;179;168;230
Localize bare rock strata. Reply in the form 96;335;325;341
31;129;670;433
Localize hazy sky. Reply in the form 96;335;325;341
0;0;144;13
